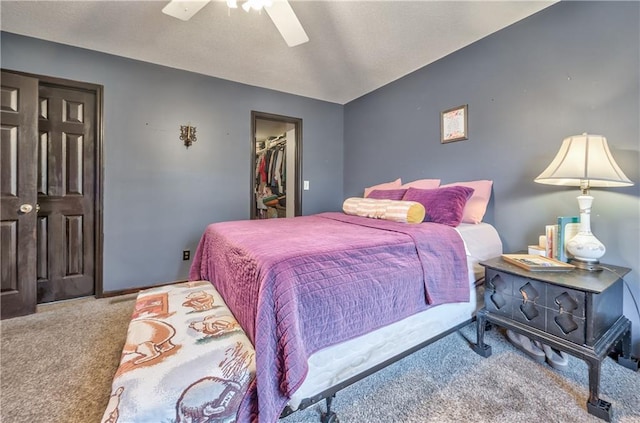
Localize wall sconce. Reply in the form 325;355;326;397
180;124;197;148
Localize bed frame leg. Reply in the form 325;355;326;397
320;394;339;423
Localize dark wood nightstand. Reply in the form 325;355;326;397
472;256;638;422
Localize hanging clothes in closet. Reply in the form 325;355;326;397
255;134;287;218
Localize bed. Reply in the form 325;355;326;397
189;211;502;422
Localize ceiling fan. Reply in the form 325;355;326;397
162;0;309;47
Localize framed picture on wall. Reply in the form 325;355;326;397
441;104;468;143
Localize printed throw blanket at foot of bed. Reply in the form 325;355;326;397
101;281;256;423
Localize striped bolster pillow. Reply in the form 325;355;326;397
342;197;426;224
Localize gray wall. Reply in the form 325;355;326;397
1;32;344;291
344;1;640;355
2;1;639;355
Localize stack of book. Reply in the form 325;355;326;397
528;216;579;263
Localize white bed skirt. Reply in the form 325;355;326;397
288;222;502;410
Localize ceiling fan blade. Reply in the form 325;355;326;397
162;0;210;21
265;1;309;47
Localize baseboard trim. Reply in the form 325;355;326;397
100;279;189;298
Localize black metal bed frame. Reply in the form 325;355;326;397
279;317;476;422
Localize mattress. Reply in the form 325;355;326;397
191;213;473;422
288;222;502;410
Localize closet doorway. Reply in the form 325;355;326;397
250;111;302;219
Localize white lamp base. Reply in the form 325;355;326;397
568;257;603;272
565;195;605;272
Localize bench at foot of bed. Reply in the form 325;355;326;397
101;281;255;423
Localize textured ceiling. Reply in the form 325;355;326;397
0;0;556;104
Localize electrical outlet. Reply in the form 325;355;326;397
304;180;310;190
182;250;190;261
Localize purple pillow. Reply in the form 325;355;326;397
367;188;407;201
402;186;475;226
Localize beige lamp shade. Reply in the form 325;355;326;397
534;133;633;188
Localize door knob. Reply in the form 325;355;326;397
19;204;33;214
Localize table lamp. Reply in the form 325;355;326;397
534;133;633;271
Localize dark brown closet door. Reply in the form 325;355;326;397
1;72;39;319
36;84;96;303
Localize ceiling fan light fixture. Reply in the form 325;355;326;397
164;0;307;47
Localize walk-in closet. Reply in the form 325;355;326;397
251;111;302;219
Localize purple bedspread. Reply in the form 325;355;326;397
189;212;468;423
